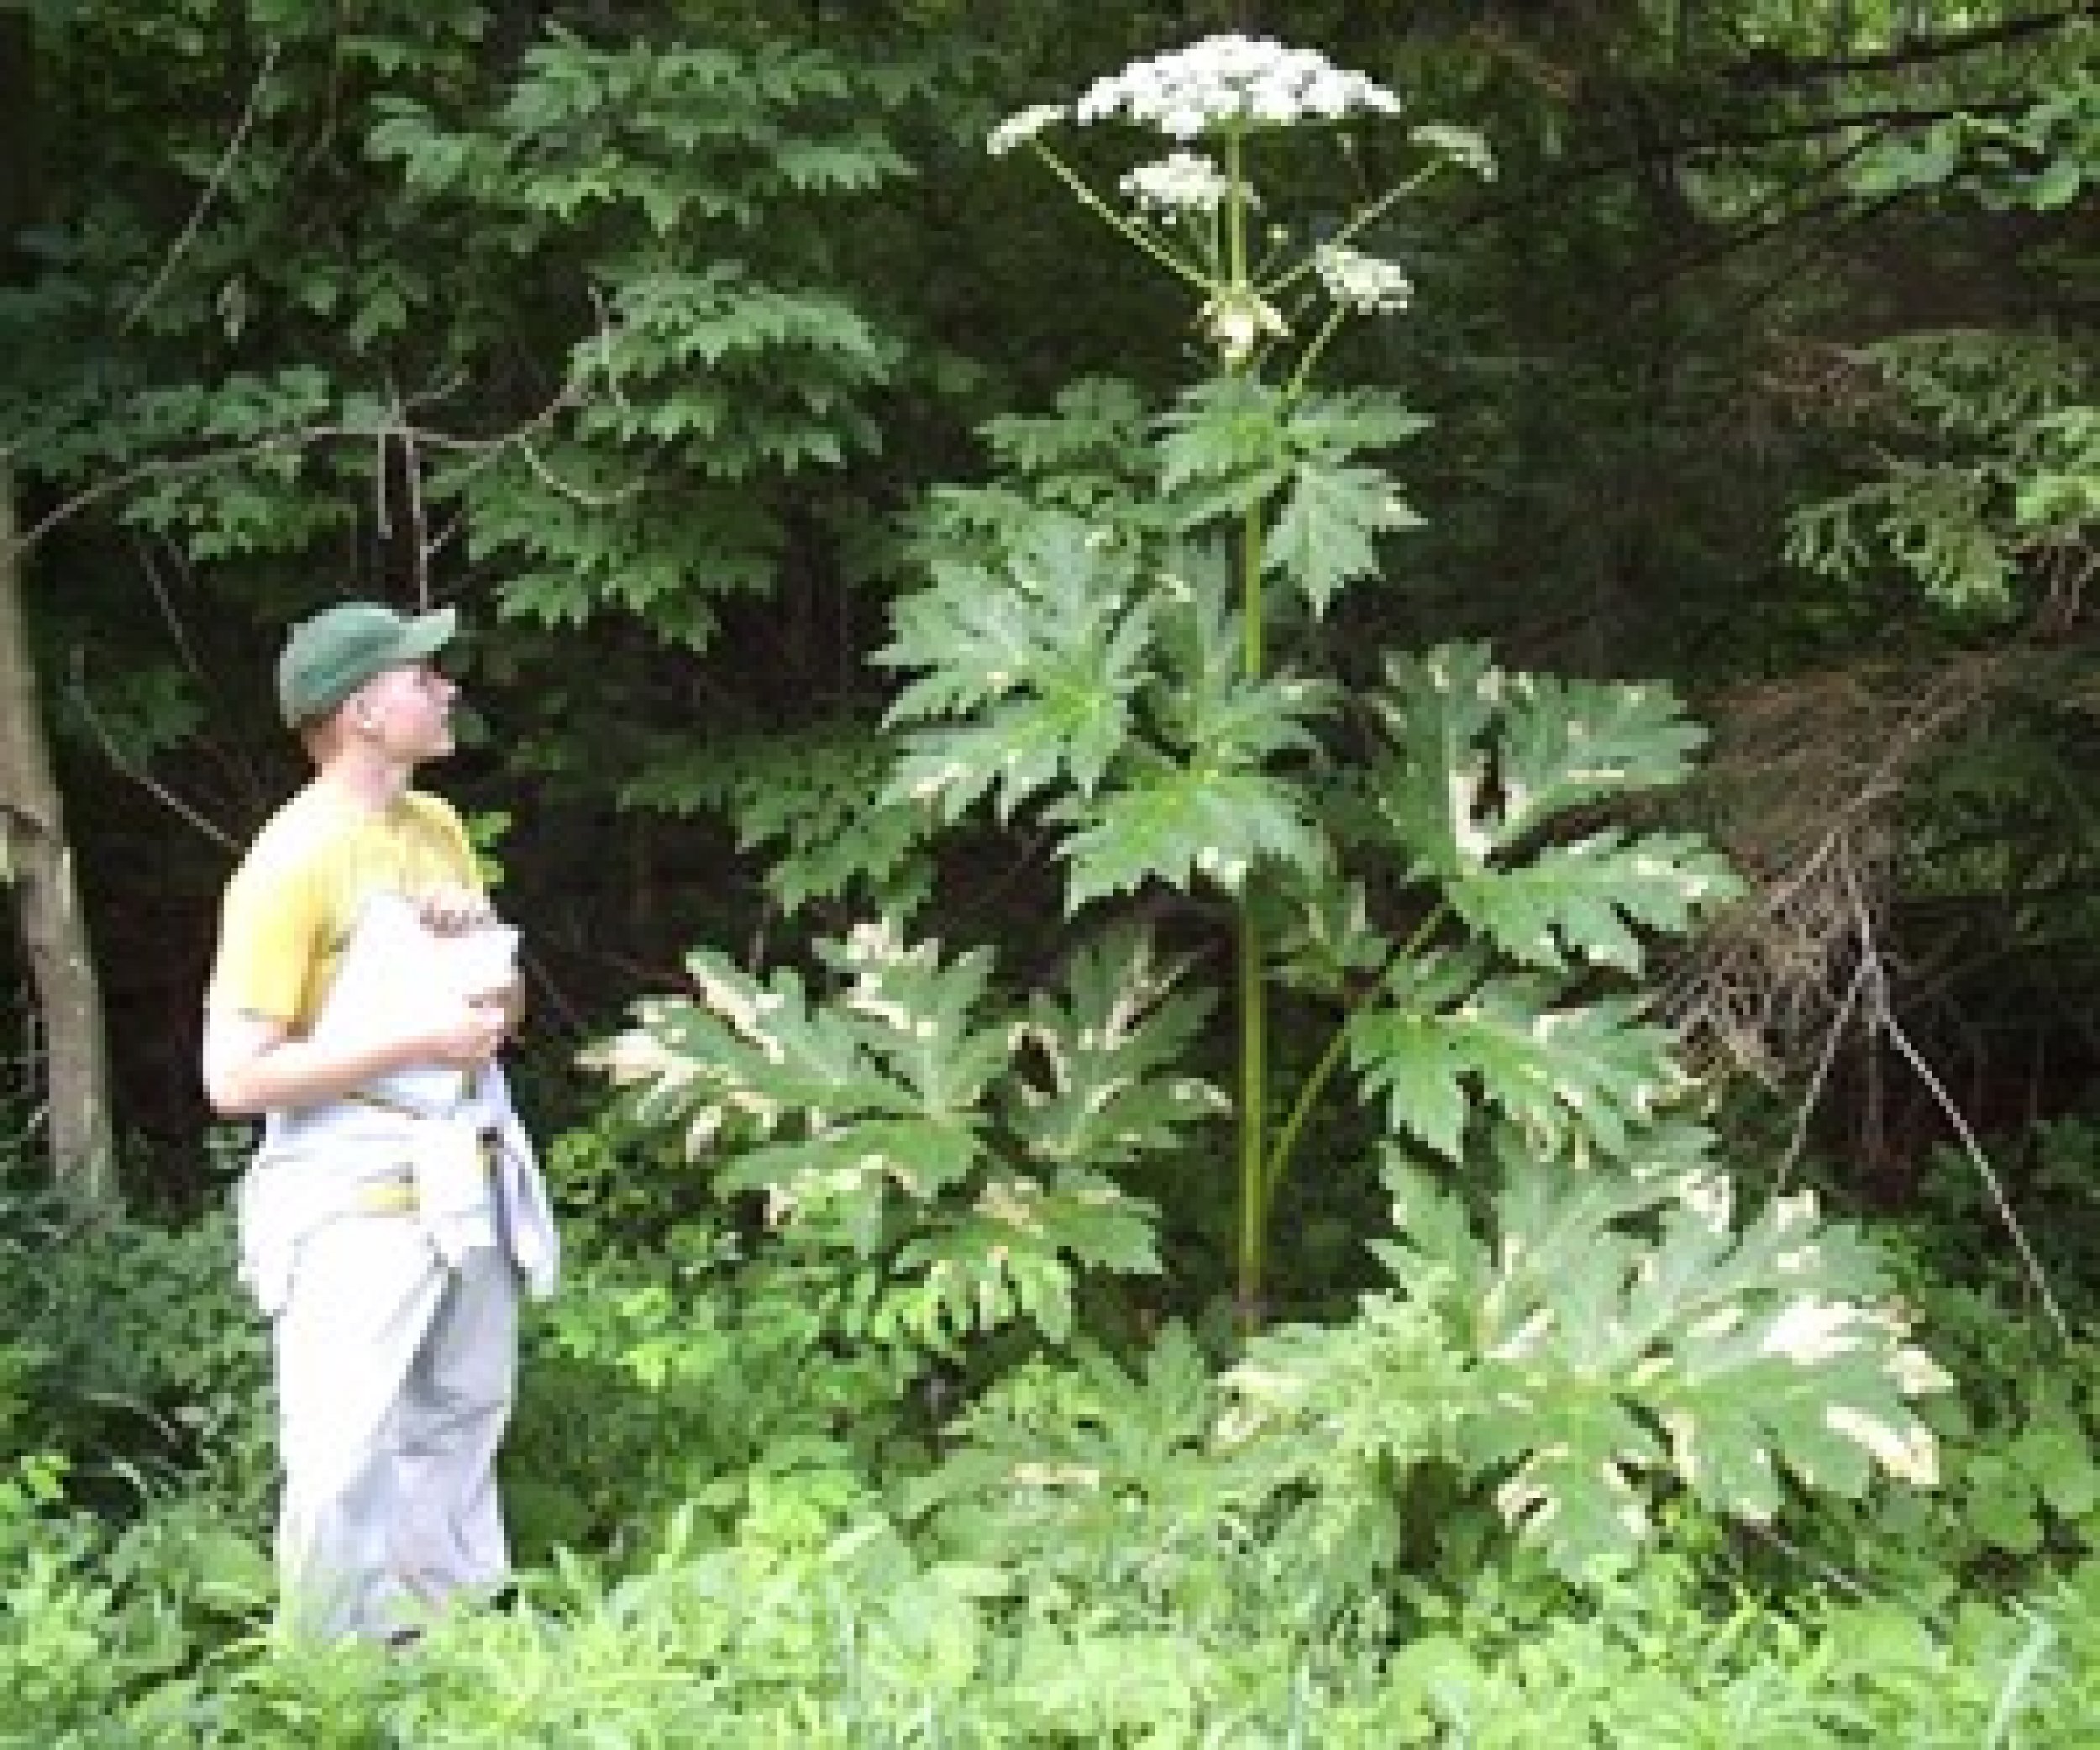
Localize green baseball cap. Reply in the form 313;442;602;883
276;600;458;727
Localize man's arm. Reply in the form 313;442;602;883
202;996;509;1118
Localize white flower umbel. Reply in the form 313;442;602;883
1119;151;1236;218
1313;244;1412;315
1071;34;1401;139
983;34;1479;379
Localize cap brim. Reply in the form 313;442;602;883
399;607;458;660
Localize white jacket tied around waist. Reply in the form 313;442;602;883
237;1071;559;1318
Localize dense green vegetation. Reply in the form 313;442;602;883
3;1;2097;1742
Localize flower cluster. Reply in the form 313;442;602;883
987;102;1066;157
1117;151;1237;217
1410;122;1497;181
1199;286;1288;365
1071;34;1401;141
1313;244;1412;315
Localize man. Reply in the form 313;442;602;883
203;598;556;1643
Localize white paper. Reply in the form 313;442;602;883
312;891;518;1114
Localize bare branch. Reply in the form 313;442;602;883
1725;9;2091;89
1667;649;2077;1340
1866;939;2071;1344
4;371;590;561
62;648;239;853
122;43;282;334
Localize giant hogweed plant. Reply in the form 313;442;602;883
883;35;1746;1315
594;34;1950;1567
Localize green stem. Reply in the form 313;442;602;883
1286;305;1348;398
1234;477;1265;1321
1236;893;1266;1327
1031;145;1210;292
1259;1011;1352;1233
1231;129;1265;1324
1259;164;1444;302
1258;905;1447;1227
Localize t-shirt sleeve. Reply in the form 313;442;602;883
205;849;323;1025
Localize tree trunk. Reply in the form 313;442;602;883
0;466;118;1209
0;11;117;1208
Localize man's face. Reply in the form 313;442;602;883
348;660;458;761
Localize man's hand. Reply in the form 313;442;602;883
419;994;511;1070
416;886;496;935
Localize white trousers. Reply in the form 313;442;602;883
271;1216;518;1642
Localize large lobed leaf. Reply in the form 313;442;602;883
1373;644;1739;973
900;1323;1243;1583
1348;957;1686;1164
1004;920;1229;1171
886;1170;1163;1350
878;511;1152;822
1378;1140;1951;1578
1053;764;1328;911
1265;457;1424;617
1158;381;1430;617
590;920;1214;1347
1451;828;1740;974
1047;571;1335;909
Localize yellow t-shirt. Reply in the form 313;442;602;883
207;785;483;1033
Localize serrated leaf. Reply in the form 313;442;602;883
1349;971;1681;1163
982;376;1152;480
1493;673;1712;841
1371;645;1735;974
1265;866;1389;996
1286;387;1435;455
590;925;1014;1185
878;511;1152;821
1378;649;1712;867
1053;765;1326;910
1266;458;1420;617
903;1322;1231;1577
882;562;1048;719
587;921;1178;1359
817;928;1009;1112
894;1172;1163;1347
1388;1150;1949;1579
1349;1008;1471;1159
1006;920;1226;1170
1473;1387;1662;1570
719;1117;983;1254
1369;643;1500;878
1150;562;1336;758
888;678;1134;822
1449;830;1743;972
593;951;904;1143
1155;374;1292;503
